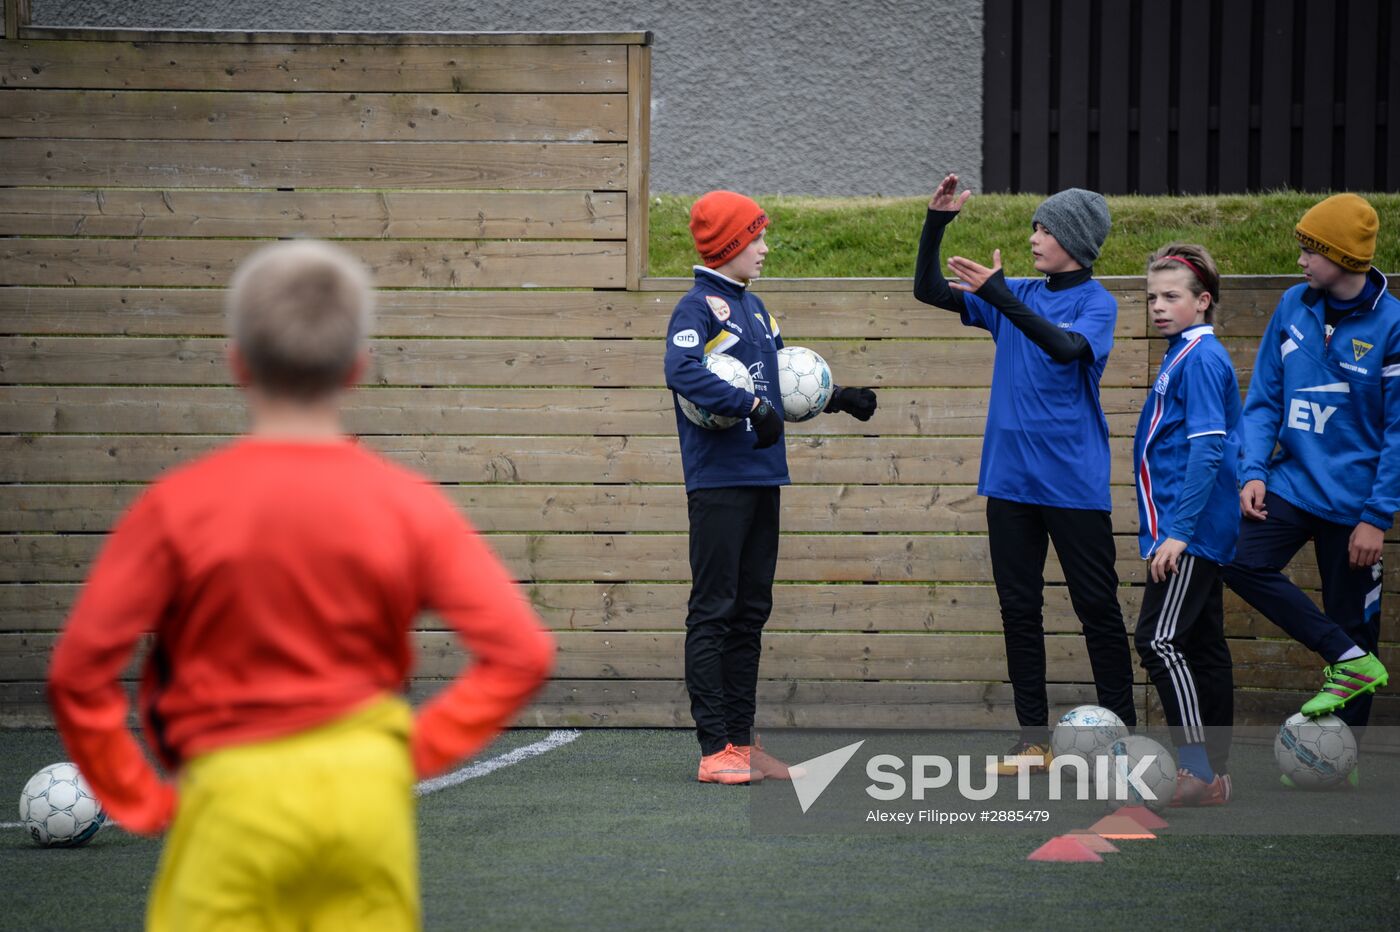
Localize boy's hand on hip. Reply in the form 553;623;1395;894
824;386;878;421
947;249;1002;293
748;398;783;449
1349;521;1384;569
1239;480;1268;520
1149;538;1188;584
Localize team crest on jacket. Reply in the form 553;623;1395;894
1353;339;1373;361
1154;370;1171;394
705;296;731;321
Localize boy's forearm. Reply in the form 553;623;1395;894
414;523;557;778
410;617;555;778
912;209;967;313
974;271;1094;363
1360;383;1400;531
47;689;177;835
1169;433;1226;543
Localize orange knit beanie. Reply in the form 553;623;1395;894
689;191;769;269
1294;193;1378;272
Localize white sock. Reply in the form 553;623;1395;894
1336;646;1366;662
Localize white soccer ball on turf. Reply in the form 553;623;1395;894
1051;704;1129;766
19;762;107;847
1274;712;1357;790
677;352;754;430
1094;735;1177;812
775;346;834;422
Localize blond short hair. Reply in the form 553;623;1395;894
226;240;373;398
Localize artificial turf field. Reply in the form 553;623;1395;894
3;727;1398;930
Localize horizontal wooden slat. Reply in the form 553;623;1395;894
0;238;626;288
0;286;1128;339
0;336;1149;388
0;89;626;142
0;139;628;190
14;29;650;48
0;189;626;239
7;281;1351;340
0;679;1148;730
0;39;628;93
0;387;1150;435
0;434;1133;485
11;580;1387;641
6;533;1397;589
12;677;1400;731
0;483;1143;534
0;630;1100;683
514;680;1151;730
3;629;1392;688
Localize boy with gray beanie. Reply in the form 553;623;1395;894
914;175;1136;773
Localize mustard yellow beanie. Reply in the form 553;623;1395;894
1294;193;1378;273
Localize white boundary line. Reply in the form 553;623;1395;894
2;729;583;830
415;728;581;796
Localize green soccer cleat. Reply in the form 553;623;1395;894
1300;654;1389;717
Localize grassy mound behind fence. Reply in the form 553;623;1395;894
649;192;1400;279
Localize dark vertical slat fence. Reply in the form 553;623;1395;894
982;0;1395;194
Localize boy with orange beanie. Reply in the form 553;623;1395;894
1222;193;1396;753
48;240;555;929
664;191;876;784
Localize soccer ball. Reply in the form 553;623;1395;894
1095;735;1177;812
677;352;755;430
775;346;834;422
1051;704;1129;765
1274;712;1357;790
19;762;107;847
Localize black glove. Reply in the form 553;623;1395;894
748;398;784;449
824;386;878;422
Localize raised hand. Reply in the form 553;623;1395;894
947;249;1003;293
928;173;972;212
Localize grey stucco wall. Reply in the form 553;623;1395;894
33;1;983;196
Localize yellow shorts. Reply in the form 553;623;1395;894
147;695;419;932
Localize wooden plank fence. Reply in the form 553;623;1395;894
0;13;1396;734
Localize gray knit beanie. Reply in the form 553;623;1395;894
1031;188;1112;269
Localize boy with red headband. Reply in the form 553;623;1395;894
664;191;876;784
1222;193;1395;765
48;240;555;929
1133;244;1241;807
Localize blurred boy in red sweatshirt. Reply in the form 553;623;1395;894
48;240;555;931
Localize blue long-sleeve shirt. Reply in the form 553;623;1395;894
1240;269;1400;530
1133;325;1243;563
663;266;789;492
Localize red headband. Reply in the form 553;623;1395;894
1161;254;1208;285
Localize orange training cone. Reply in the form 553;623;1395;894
1089;814;1155;840
1027;835;1104;862
1066;830;1119;853
1116;805;1169;829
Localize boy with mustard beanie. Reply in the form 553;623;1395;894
664;191;876;784
1222;193;1396;753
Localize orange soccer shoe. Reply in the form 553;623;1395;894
1169;769;1232;807
740;743;808;781
698;744;764;785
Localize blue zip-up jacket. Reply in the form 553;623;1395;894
1133;325;1243;563
1240;269;1400;530
663;266;790;492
